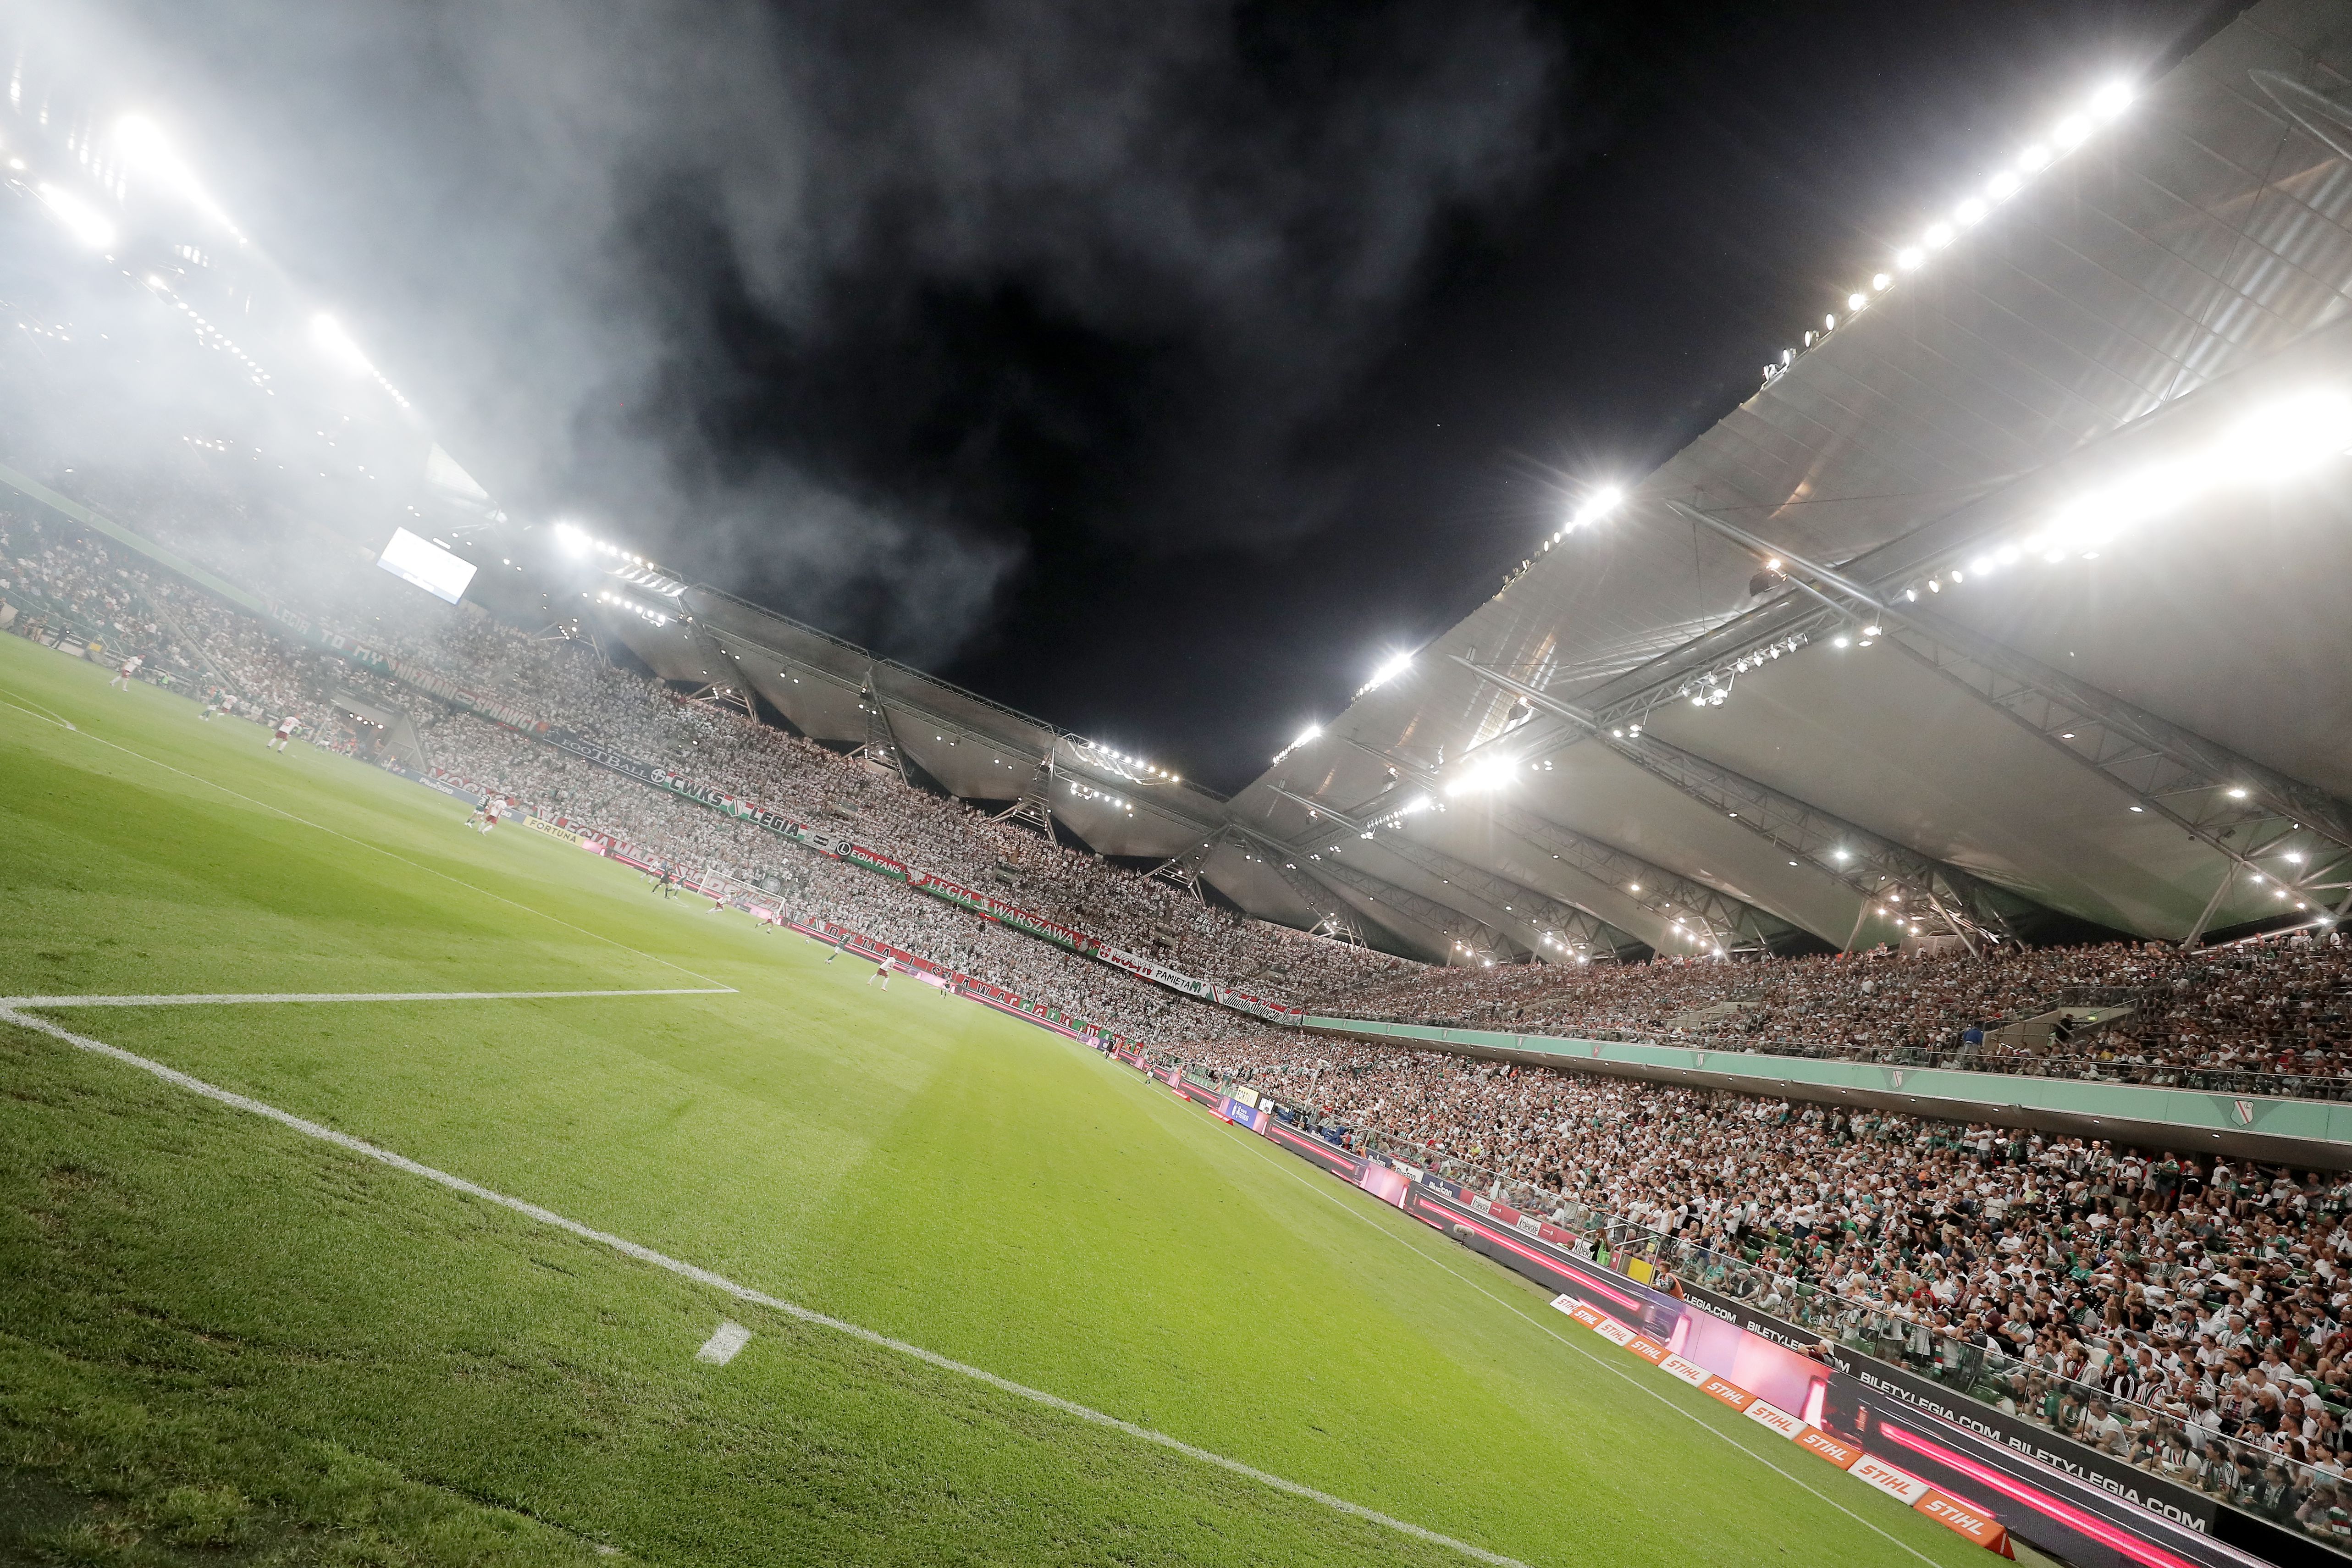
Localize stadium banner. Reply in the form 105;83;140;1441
1215;1096;1270;1132
1211;986;1306;1021
905;870;1095;952
1096;944;1216;1000
389;764;480;801
1352;1159;1413;1208
1674;1276;2279;1567
523;815;587;847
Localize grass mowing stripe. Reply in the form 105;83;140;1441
1;1003;1535;1568
1098;1052;1954;1568
7;989;736;1006
0;679;732;990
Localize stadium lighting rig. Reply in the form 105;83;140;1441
1442;755;1518;798
1076;739;1179;784
594;590;672;627
1761;78;2134;388
112;113;246;243
308;312;413;410
1355;649;1417;698
35;182;114;250
1270;723;1322;766
554;521;690;599
1065;778;1134;814
1882;386;2352;597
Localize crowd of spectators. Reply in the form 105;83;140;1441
1176;1030;2352;1531
0;507;1296;1047
1314;929;2352;1089
9;500;2352;1089
24;498;2352;1536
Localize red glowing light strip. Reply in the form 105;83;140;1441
1872;1422;2209;1568
1264;1123;1350;1169
1554;1261;1645;1313
1437;1204;1648;1313
1445;1209;1628;1299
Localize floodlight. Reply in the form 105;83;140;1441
1444;757;1516;797
1365;650;1415;690
114;114;241;237
1896;247;1924;271
2214;388;2352;479
1987;171;2022;200
2090;82;2134;120
1923;223;1954;250
2053;115;2091;149
2018;144;2052;171
310;313;375;377
1823;313;1836;331
1833;635;1851;648
1571;484;1624;528
1847;293;1865;310
37;184;114;249
1872;273;1891;290
1291;724;1321;748
1955;198;1988;226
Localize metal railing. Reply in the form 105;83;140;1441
1311;1012;2352;1103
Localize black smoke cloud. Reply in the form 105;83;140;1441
72;0;1563;665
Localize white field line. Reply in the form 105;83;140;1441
5;989;735;1008
1148;1074;1948;1568
696;1321;753;1366
0;1005;1529;1568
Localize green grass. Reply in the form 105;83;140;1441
0;632;1997;1567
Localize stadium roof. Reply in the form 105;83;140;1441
600;0;2352;965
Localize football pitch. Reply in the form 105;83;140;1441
0;630;2004;1568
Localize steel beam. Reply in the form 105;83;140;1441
1333;735;1782;954
1232;823;1496;960
1263;784;1630;960
1452;656;2006;951
1146;826;1226;905
1641;503;2352;912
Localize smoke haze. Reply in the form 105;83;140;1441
54;0;1562;663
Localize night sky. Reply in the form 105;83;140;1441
107;0;2228;791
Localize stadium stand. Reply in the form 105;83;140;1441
1174;1034;2352;1535
7;496;2349;1084
14;453;2352;1544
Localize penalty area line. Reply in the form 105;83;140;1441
4;988;737;1008
0;1005;1530;1568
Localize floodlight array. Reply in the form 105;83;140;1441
1355;649;1417;698
1270;723;1322;766
595;589;671;627
1065;778;1135;814
1077;738;1179;784
1761;80;2135;389
1869;387;2352;602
